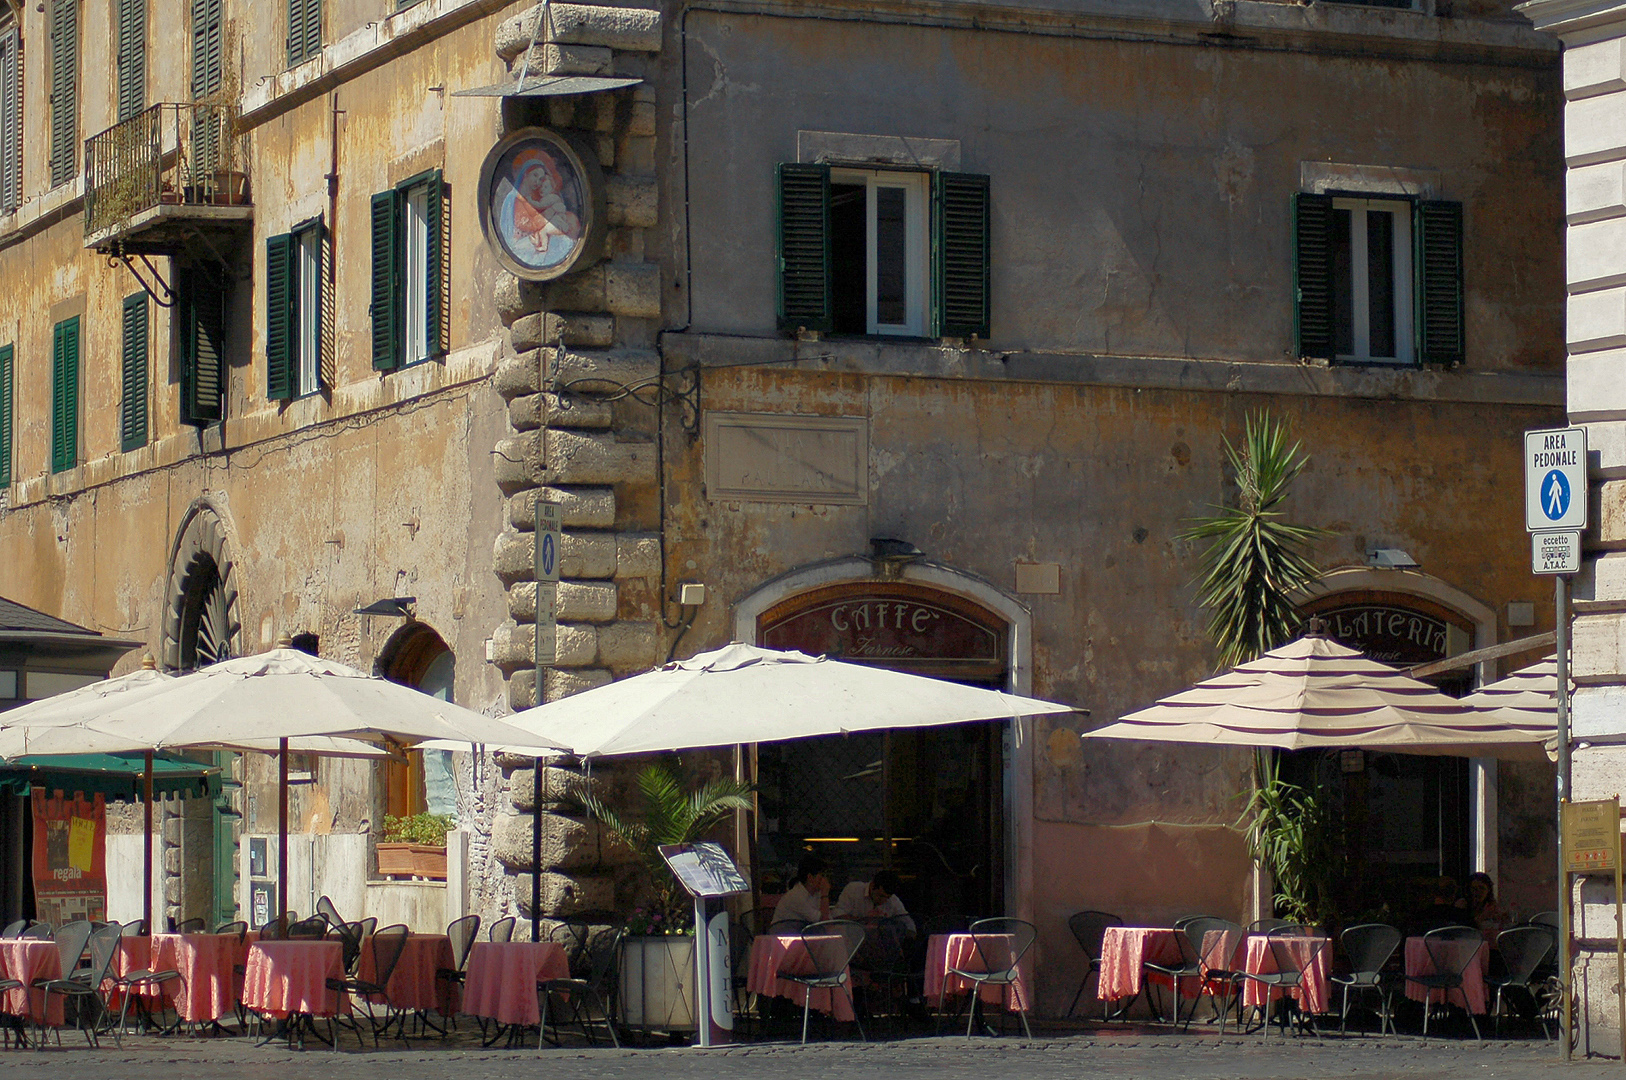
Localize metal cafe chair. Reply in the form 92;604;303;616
540;923;624;1048
1247;918;1292;935
1239;924;1325;1038
488;916;516;943
1065;910;1121;1019
1188;917;1246;1034
327;923;411;1048
782;919;867;1045
1406;925;1483;1041
1329;923;1402;1036
945;917;1037;1039
1142;915;1209;1027
1487;924;1557;1037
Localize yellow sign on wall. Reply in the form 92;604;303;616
1563;798;1621;873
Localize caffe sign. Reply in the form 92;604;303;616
761;596;1001;668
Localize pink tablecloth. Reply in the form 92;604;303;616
461;941;569;1028
925;933;1032;1011
0;939;62;1025
1097;927;1181;1003
115;933;250;1022
746;934;856;1022
241;940;344;1018
356;934;457;1014
1404;936;1488;1014
1240;934;1331;1015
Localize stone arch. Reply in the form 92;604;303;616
1297;567;1497;675
162;500;243;672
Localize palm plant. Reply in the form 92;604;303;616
576;762;753;932
1242;759;1335;924
1179;411;1331;669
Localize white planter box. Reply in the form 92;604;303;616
619;934;696;1031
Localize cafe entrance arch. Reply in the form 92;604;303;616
734;559;1034;925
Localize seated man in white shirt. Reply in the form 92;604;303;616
770;855;831;930
833;870;915;935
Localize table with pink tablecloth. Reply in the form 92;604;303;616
115;933;250;1022
1239;934;1331;1015
746;934;856;1022
241;940;345;1019
1097;927;1182;1004
461;941;570;1028
0;939;62;1026
355;934;458;1015
924;933;1031;1012
1403;936;1488;1014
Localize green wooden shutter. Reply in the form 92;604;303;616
120;292;149;450
776;163;831;333
48;0;77;187
287;0;320;66
181;266;224;423
116;0;145;122
265;234;295;401
370;189;401;370
0;344;12;486
933;171;992;340
1293;192;1336;361
190;0;222;98
425;170;447;358
0;26;19;213
51;317;78;473
1415;200;1465;367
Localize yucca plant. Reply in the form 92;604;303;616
1179;412;1331;669
576;762;753;932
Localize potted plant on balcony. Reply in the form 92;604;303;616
576;762;753;1034
377;812;453;880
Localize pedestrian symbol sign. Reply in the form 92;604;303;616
1526;427;1587;533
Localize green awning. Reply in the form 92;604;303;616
0;753;220;801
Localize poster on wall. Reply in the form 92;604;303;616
30;789;106;925
478;128;605;281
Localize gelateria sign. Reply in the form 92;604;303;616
761;596;1001;668
1318;605;1455;665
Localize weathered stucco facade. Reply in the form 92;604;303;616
0;0;1569;1018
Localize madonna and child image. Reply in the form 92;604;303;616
491;140;585;271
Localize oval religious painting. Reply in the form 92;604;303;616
479;128;605;281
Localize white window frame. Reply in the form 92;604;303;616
1333;196;1414;366
294;223;320;395
832;168;929;337
402;181;430;365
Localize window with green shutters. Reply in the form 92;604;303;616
1293;191;1463;367
116;0;145;122
286;0;321;68
265;221;323;400
50;316;78;473
179;265;225;425
776;163;990;340
0;20;19;214
0;344;12;487
47;0;76;188
371;170;447;371
120;293;148;450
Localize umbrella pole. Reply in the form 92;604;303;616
279;738;289;923
143;750;154;937
532;757;542;941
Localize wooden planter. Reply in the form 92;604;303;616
376;842;446;880
619;934;696;1032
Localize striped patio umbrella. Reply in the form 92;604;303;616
1082;634;1550;760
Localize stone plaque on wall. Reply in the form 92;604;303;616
704;412;868;505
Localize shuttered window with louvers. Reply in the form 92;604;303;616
47;0;77;187
287;0;321;67
191;0;222;98
181;266;225;424
933;172;991;340
1414;200;1465;367
1292;192;1336;362
120;293;149;450
265;234;295;401
0;23;19;214
370;189;401;370
50;316;78;473
0;344;12;486
776;163;832;333
116;0;145;122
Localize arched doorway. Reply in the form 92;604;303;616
746;574;1014;923
376;623;457;820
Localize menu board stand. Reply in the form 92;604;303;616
659;842;750;1048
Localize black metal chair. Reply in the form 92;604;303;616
488;916;515;943
1239;924;1325;1038
326;920;365;978
327;923;410;1047
0;921;24;939
173;917;205;934
1142;916;1206;1026
1405;925;1483;1040
943;917;1037;1039
767;918;810;935
1247;918;1292;934
35;921;119;1047
1065;910;1121;1019
541;923;623;1048
783;919;867;1044
315;896;346;932
20;922;51;940
854;915;919;1028
114;924;186;1035
1189;917;1246;1034
117;920;144;938
434;913;481;1025
287;915;329;940
213;920;248;938
1487;924;1556;1037
1329;922;1401;1036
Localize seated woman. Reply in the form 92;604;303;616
1461;871;1509;937
770;855;830;930
833;870;916;936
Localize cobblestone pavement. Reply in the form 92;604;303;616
0;1023;1604;1080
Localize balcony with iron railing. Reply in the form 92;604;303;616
83;102;252;254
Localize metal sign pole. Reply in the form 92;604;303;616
1558;574;1572;1060
1615;796;1624;1060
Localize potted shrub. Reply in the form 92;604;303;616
377;812;453;880
577;762;752;1034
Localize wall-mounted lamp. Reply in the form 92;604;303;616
1366;549;1419;570
869;537;923;579
354;596;417;618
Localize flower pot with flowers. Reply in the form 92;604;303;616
377;812;453;880
576;762;752;1034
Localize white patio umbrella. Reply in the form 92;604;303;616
1081;634;1550;760
429;641;1076;759
1461;656;1562;758
0;647;561;923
